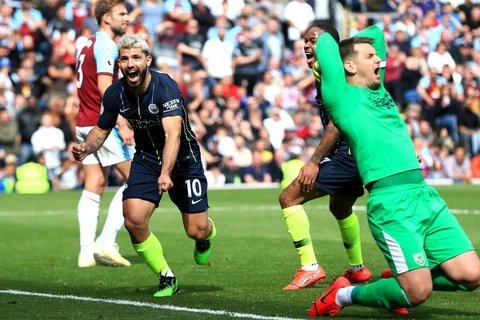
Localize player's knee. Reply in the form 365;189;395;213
123;213;148;234
404;283;432;306
460;268;480;291
185;224;208;240
329;204;351;220
279;189;298;209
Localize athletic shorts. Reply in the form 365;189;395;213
317;150;364;198
123;150;209;213
367;181;474;275
76;126;134;167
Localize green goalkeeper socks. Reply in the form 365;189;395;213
352;278;412;309
282;205;317;266
336;212;363;266
133;232;170;276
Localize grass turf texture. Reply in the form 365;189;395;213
1;185;480;319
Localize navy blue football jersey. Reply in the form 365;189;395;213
98;71;199;163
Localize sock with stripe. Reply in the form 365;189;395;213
336;212;364;267
282;205;317;266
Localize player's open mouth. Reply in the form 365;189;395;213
127;70;140;83
374;67;380;76
305;52;315;65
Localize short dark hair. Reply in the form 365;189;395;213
339;37;373;61
95;0;125;26
310;22;340;44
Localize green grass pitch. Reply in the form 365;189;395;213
1;185;480;319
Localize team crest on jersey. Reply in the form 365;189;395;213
413;253;425;266
148;103;159;114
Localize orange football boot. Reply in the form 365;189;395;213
342;266;372;283
308;276;351;317
283;267;326;290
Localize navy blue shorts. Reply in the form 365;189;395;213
123;150;209;213
316;150;364;198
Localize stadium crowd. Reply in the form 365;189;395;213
1;0;480;194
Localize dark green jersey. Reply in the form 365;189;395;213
315;26;420;185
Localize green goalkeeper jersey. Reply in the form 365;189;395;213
315;26;420;185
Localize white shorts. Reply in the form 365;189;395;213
76;126;134;167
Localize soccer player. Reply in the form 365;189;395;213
308;25;480;317
280;24;371;291
72;35;216;297
75;0;133;268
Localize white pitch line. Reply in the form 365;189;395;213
0;290;304;320
1;205;480;217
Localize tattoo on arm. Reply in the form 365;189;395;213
310;122;341;165
84;127;111;155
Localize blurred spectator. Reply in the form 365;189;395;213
15;153;50;194
458;96;480;156
45;44;75;103
39;0;61;24
400;56;423;105
201;25;235;84
153;21;179;69
375;13;398;43
177;19;205;71
427;41;456;74
52;149;83;191
164;0;192;35
471;153;480;178
140;0;165;37
259;17;285;76
230;134;253;170
431;84;461;143
283;0;314;47
443;145;472;183
31;112;66;181
0;105;20;157
416;67;447;108
47;5;76;42
233;26;261;96
385;44;406;106
349;12;369;37
222;155;242;184
191;0;215;40
64;0;91;33
243;149;272;183
17;95;43;164
0;153;17;193
204;162;226;187
280;145;304;189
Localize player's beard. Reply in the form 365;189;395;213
112;24;126;37
126;67;148;88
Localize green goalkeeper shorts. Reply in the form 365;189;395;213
367;181;474;275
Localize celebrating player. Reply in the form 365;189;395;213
279;24;371;291
72;35;216;297
75;0;134;268
308;25;480;317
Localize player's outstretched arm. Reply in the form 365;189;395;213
315;33;347;113
158;116;182;194
72;126;112;161
297;121;340;192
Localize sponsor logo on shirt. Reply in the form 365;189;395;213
369;92;396;109
162;99;180;111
